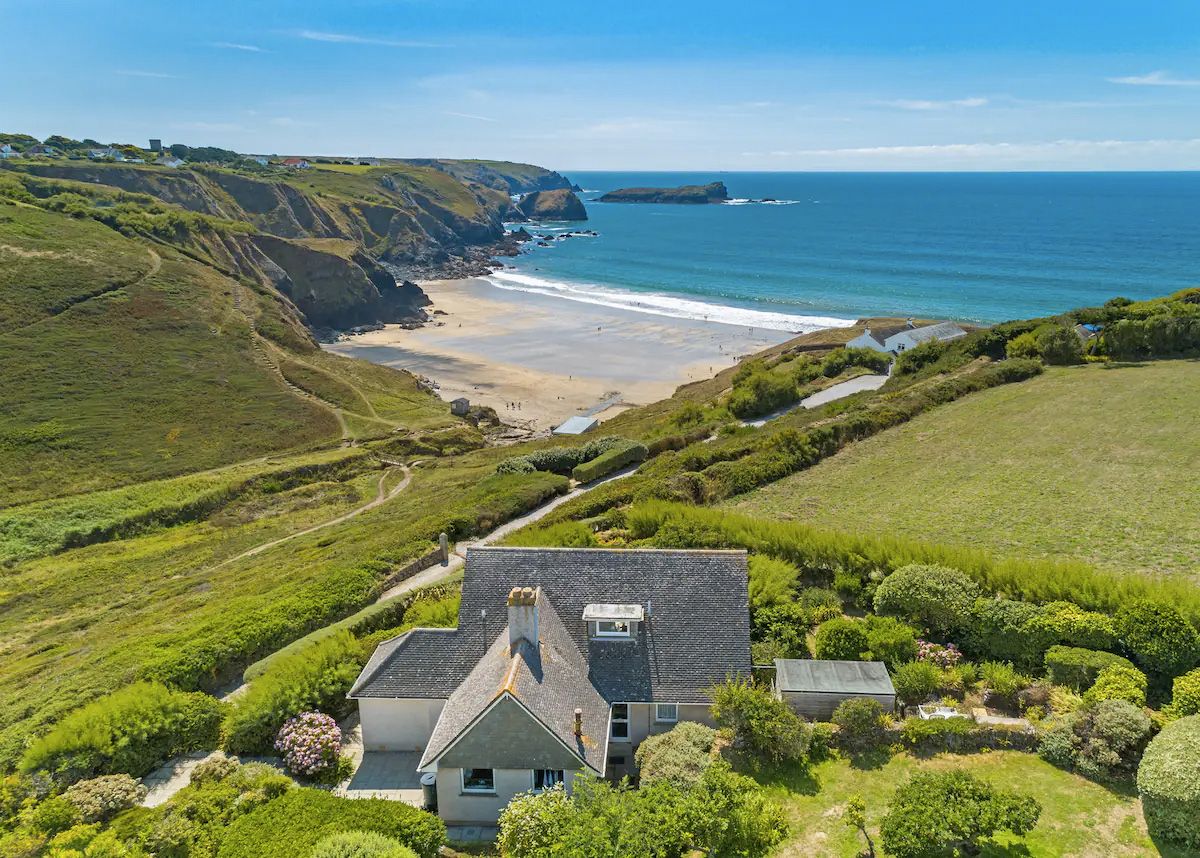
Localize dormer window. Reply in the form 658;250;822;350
584;603;644;640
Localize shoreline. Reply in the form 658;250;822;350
323;276;805;433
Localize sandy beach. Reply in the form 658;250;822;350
324;277;797;432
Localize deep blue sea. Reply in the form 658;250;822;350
490;172;1200;331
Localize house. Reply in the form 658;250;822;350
87;147;125;161
449;397;470;416
281;157;311;169
845;323;917;353
245;155;270;166
0;144;20;159
348;546;751;825
552;415;599;435
1074;323;1102;342
357;157;381;166
155;156;185;168
883;321;968;353
774;659;896;720
25;144;57;157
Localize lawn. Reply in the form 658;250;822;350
729;361;1200;578
765;751;1184;857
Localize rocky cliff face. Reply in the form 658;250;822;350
597;181;729;204
404;159;580;194
514;189;588;221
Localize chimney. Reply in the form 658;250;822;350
507;586;539;650
574;708;583;737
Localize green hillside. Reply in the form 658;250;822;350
729;361;1200;578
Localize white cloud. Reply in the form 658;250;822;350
880;97;989;110
1108;70;1200;87
295;30;446;48
444;111;497;122
114;69;175;79
212;42;265;53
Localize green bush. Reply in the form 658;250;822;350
832;698;888;750
892;661;941;707
710;678;811;763
814;618;869;661
221;631;362;755
1039;699;1151;781
1166;668;1200;718
880;771;1041;858
1044;646;1134;692
20;683;222;782
966;598;1048;669
862;615;919;667
1028;601;1118;651
27;796;81;835
1138;716;1200;848
727;363;800;419
898;716;975;748
979;662;1031;708
310;831;418;858
496;436;626;476
216;788;445;858
1115;600;1200;678
1035;324;1083;364
873;564;979;635
634;722;717;787
1005;331;1040;359
63;774;147;822
570;440;648;483
1083;663;1148;708
746;554;801;610
750;602;812;659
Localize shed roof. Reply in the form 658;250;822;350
775;659;895;696
553;415;598;435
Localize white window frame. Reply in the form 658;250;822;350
654;703;679;724
461;767;496;794
610;703;630;740
531;769;565;792
593;619;632;638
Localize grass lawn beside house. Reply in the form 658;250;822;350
729;361;1200;579
766;751;1187;857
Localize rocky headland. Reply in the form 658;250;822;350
514;188;588;221
597;181;729;204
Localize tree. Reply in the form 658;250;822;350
710;678;811;764
842;794;876;858
814;618;869;661
873;564;979;636
880;771;1041;858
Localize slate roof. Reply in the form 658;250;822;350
775;659;896;696
886;321;967;347
417;593;610;773
855;324;911;347
351;547;752;706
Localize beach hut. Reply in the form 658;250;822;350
553;415;599;435
450;397;470;416
774;659;896;720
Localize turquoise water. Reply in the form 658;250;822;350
491;172;1200;330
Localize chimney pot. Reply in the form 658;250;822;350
574;708;583;736
508;585;540;648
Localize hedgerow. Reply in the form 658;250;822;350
496;436;626;476
1044;646;1134;692
571;439;648;482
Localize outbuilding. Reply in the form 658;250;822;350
774;659;896;720
552;415;599;435
450;397;470;416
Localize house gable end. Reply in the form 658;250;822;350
436;695;596;772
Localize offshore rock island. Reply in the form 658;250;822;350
597;180;729;203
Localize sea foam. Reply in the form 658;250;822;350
483;270;854;333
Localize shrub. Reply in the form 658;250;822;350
20;682;222;782
750;602;812;659
862;616;919;667
63;775;146;823
727;364;800;418
979;662;1030;708
966;598;1049;669
1005;331;1040;359
1035;324;1083;364
1044;646;1134;691
275;712;342;778
634;722;717;788
898;716;975;749
879;771;1041;858
497;437;626;476
915;639;961;668
892;661;941;707
1166;668;1200;718
814;618;869;661
215;788;445;858
26;796;81;835
1115;601;1200;678
222;631;362;755
570;440;648;483
309;831;418;858
873;564;979;635
1137;716;1200;849
1039;699;1151;780
1083;664;1148;708
832;698;887;750
710;678;811;763
1028;601;1118;650
747;554;801;610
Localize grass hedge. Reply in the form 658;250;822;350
20;682;222;783
496;436;625;475
215;788;445;858
1044;646;1135;692
571;440;648;483
1137;716;1200;849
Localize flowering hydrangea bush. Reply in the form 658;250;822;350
916;640;962;668
275;712;341;777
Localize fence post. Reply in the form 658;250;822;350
439;532;449;566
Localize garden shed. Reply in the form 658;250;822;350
774;659;896;720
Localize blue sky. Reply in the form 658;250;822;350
3;0;1199;170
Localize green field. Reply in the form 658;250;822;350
730;361;1200;578
768;752;1182;857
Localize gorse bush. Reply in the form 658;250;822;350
1044;646;1134;692
222;631;362;755
20;682;222;783
1137;715;1200;848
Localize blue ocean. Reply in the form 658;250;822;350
490;172;1200;331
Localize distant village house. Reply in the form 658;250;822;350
281;157;311;169
847;319;968;354
0;144;18;159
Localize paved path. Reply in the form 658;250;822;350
743;370;890;428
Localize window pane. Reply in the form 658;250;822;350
656;704;678;722
534;769;564;790
611;721;629;739
612;703;628;719
463;768;494;791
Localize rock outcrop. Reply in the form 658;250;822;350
514;189;588;221
597;181;729;204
